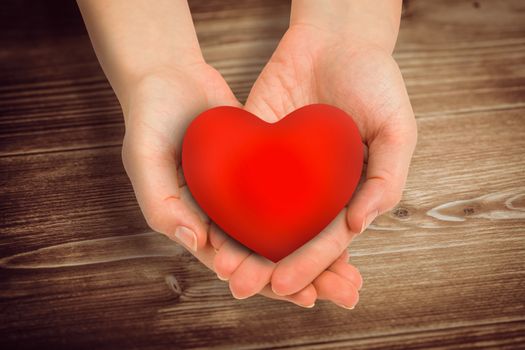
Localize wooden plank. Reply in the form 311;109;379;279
269;321;525;350
1;107;524;348
1;0;525;348
1;237;523;349
0;146;142;257
2;108;523;254
2;0;525;156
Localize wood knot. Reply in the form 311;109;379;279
393;207;410;219
165;274;183;299
473;1;480;9
463;207;475;215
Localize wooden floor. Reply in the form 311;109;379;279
1;0;525;349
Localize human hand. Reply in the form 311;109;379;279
78;0;366;309
121;64;362;308
245;23;418;231
213;5;416;308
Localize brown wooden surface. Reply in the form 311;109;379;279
1;0;525;349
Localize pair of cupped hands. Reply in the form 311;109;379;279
122;25;417;309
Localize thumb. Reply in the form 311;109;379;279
347;123;417;234
244;66;287;123
122;133;209;252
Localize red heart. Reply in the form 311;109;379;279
182;104;363;262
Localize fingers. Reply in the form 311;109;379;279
122;134;209;252
328;259;363;291
210;233;318;307
261;257;362;310
337;248;350;262
270;210;357;296
211;228;319;308
214;230;363;308
313;270;360;309
228;254;274;299
346;122;417;234
208;223;229;251
287;284;318;307
119;65;243;254
224;257;361;309
211;230;362;310
258;283;317;308
260;269;360;310
323;250;363;308
213;236;251;280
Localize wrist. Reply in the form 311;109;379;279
118;64;190;120
117;57;206;115
290;0;402;53
78;0;206;110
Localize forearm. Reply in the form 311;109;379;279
290;0;402;53
77;0;203;107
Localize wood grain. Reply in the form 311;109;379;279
1;0;524;349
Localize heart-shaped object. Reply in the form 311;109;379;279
182;104;363;262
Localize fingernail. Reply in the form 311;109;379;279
271;285;287;297
337;303;356;310
231;290;249;300
174;226;197;252
360;210;378;234
217;273;228;281
302;303;315;308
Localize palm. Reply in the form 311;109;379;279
246;25;412;136
124;64;239;160
246;24;417;229
235;24;417;305
122;64;240;269
206;26;388;308
123;63;359;307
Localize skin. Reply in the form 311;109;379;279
77;0;415;309
121;63;361;308
220;23;417;300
